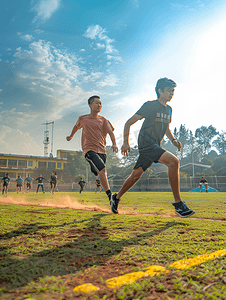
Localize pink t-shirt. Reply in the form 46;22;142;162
75;115;114;155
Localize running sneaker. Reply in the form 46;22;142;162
172;201;195;218
111;193;120;214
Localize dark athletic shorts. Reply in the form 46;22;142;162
134;144;165;171
17;184;22;188
85;151;106;176
27;183;31;188
3;183;8;187
50;181;56;188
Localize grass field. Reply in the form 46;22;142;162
0;192;225;299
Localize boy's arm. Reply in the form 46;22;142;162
108;129;118;153
166;126;181;151
121;114;143;156
66;119;81;141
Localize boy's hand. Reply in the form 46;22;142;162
121;143;130;156
172;139;182;151
111;145;118;153
66;136;72;141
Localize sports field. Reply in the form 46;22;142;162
0;192;225;299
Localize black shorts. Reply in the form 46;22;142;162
85;151;106;176
17;184;22;188
3;183;8;187
50;181;56;188
134;144;165;171
27;183;31;188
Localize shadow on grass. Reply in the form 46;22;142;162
0;213;186;290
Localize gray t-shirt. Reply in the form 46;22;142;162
136;100;172;151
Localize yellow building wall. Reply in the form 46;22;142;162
0;154;67;180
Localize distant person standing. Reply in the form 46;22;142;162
34;174;48;194
95;177;101;193
1;173;10;196
25;174;33;193
66;95;118;203
78;178;86;193
15;176;23;194
200;177;208;192
50;171;57;194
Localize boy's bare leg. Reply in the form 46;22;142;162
99;168;110;191
158;151;181;203
116;167;144;199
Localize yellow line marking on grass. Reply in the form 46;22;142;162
73;249;226;293
73;283;100;294
106;265;167;288
169;249;226;269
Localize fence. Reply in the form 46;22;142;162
7;175;226;193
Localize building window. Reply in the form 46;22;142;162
57;162;62;169
28;161;33;167
63;163;67;170
0;159;7;167
48;162;56;169
8;160;17;167
18;160;27;167
38;161;47;168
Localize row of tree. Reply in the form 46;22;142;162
35;124;226;183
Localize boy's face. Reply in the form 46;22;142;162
89;98;102;113
159;87;175;101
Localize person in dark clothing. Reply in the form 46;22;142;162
50;171;57;194
200;177;208;192
111;77;195;218
34;174;48;194
78;178;86;193
25;174;33;193
1;173;10;196
15;176;23;194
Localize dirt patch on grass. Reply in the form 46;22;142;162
0;196;225;221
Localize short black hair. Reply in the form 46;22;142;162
88;95;100;105
155;78;176;98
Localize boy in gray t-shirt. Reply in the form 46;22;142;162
111;77;195;218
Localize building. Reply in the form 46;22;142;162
57;149;83;159
0;153;67;181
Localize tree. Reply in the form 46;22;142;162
105;146;120;169
121;146;139;167
178;124;189;159
63;151;87;182
212;131;226;155
195;125;218;156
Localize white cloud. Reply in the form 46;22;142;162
80;49;85;52
107;55;123;63
132;0;139;8
32;0;61;23
34;29;44;34
99;74;118;87
11;39;92;121
0;108;34;127
7;48;12;51
20;34;34;41
0;125;43;156
20;103;31;107
84;25;118;54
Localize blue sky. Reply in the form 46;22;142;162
0;0;225;156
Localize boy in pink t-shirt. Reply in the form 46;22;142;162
66;95;118;203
